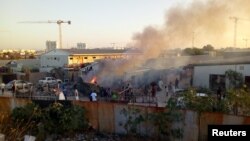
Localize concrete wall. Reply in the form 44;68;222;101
1;97;250;141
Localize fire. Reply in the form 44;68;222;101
90;76;97;84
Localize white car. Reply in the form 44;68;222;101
38;77;62;86
5;80;33;90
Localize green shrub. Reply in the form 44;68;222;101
11;102;89;140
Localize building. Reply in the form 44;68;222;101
193;60;250;90
40;48;140;72
223;49;250;58
46;41;57;52
77;43;86;49
5;60;23;73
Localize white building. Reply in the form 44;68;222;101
40;49;69;72
193;61;250;90
5;60;23;73
40;48;140;72
46;41;57;52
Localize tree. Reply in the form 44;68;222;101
227;87;250;116
225;70;243;89
202;44;214;51
182;47;204;55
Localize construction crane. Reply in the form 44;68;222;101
229;16;250;48
19;20;71;49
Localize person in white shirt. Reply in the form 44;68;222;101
73;83;79;100
59;90;65;100
75;89;79;100
90;91;97;101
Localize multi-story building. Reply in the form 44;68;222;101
46;41;57;52
77;43;86;49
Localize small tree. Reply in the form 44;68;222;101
149;98;184;140
227;87;250;116
181;88;230;113
11;102;89;140
225;69;243;89
202;44;214;51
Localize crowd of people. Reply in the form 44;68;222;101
1;68;186;104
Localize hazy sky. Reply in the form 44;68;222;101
0;0;190;50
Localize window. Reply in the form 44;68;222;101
239;66;244;70
84;57;88;59
54;57;57;60
245;76;250;87
209;74;226;91
93;56;96;59
70;57;73;60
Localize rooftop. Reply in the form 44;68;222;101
193;56;250;66
60;48;141;55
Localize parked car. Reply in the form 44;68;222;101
5;80;33;90
38;77;62;86
176;93;208;108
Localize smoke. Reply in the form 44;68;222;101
121;0;250;72
86;0;250;88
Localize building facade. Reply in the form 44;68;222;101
193;62;250;90
46;41;57;52
77;43;86;49
40;49;139;72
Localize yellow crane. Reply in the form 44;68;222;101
19;20;71;49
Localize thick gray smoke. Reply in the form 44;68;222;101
87;0;250;87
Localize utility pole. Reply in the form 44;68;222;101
111;42;116;49
192;31;195;48
229;17;238;48
243;38;249;48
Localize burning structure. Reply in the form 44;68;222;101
79;0;250;100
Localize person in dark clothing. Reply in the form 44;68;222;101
12;81;16;96
73;83;77;90
150;82;157;102
175;78;179;89
217;86;222;101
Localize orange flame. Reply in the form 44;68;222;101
90;76;97;84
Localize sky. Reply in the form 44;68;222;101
0;0;190;50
